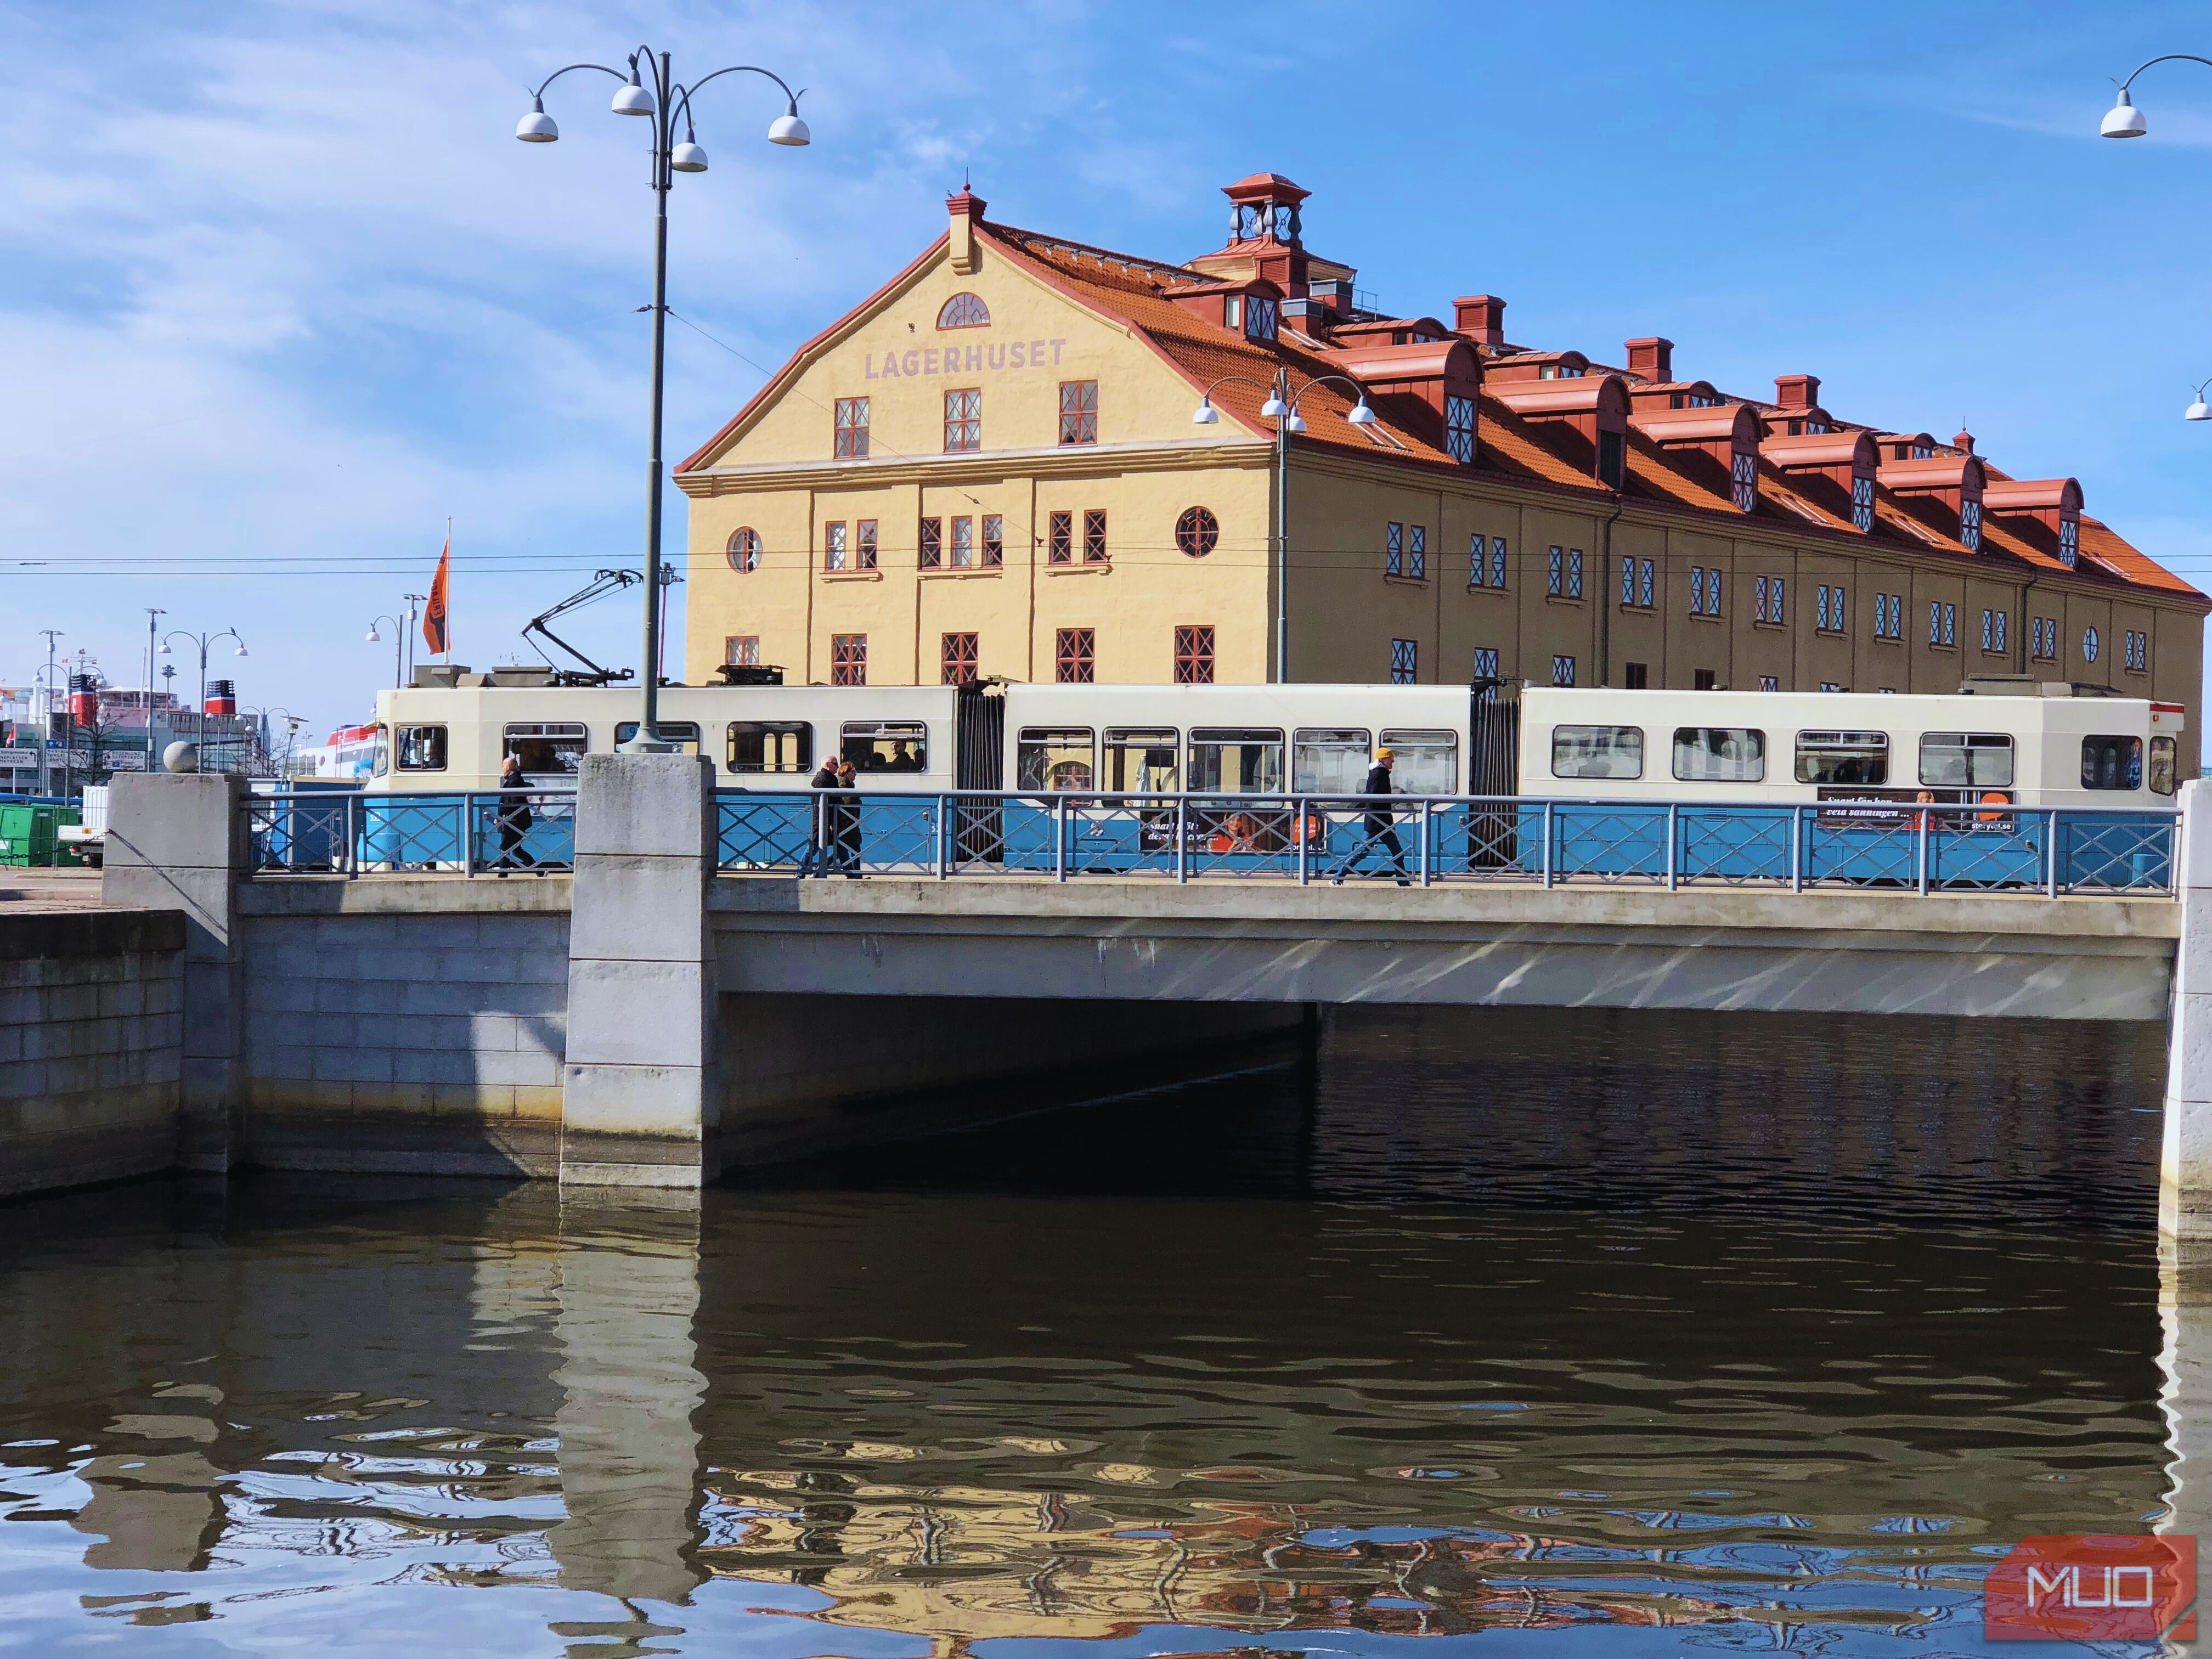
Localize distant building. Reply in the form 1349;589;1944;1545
677;172;2205;773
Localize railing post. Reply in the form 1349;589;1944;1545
1419;799;1432;887
935;794;947;880
2046;808;2061;899
347;791;360;879
1175;795;1188;884
1053;794;1068;883
1296;794;1310;886
1791;804;1804;893
1541;801;1554;890
462;792;476;878
1665;802;1679;892
1916;802;1931;895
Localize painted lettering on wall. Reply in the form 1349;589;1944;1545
866;339;1067;380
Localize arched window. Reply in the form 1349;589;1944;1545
937;292;991;329
1176;507;1219;558
726;527;761;573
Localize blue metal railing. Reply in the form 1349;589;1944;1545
239;789;2182;897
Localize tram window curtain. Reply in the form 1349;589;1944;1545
1188;728;1285;793
1671;727;1765;783
726;720;812;775
1918;732;2013;789
1550;725;1644;780
1293;728;1372;793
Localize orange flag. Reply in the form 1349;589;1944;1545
422;530;451;658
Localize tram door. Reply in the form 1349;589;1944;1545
953;683;1005;862
1468;681;1521;868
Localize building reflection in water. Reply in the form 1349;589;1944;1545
0;1005;2185;1654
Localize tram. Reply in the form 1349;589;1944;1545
332;674;2180;886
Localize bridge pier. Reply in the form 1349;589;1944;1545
2167;781;2212;1239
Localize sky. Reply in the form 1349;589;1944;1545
7;0;2212;742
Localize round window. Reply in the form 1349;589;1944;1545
727;527;761;573
2083;625;2100;663
1176;506;1219;558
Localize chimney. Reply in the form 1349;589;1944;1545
1953;428;1974;454
947;188;987;276
1454;295;1506;349
1775;374;1820;410
1625;337;1674;383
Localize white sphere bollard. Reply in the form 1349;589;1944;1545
162;741;200;774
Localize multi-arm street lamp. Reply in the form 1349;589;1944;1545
2100;57;2212;421
158;628;247;752
1192;370;1378;683
517;46;810;748
365;611;411;690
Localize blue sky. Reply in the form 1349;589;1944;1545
6;0;2212;739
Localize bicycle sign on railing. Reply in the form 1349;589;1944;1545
240;789;2180;898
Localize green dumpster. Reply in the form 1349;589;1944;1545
0;804;59;866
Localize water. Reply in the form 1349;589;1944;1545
0;1006;2180;1656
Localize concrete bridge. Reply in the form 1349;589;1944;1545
2;754;2181;1223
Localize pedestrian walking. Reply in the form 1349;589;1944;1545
492;751;537;876
795;755;841;878
1331;746;1410;885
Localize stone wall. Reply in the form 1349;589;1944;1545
239;907;569;1177
0;909;184;1198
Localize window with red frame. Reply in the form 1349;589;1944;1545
1048;511;1073;565
1176;506;1218;557
823;521;848;572
831;634;867;686
725;635;759;666
1058;381;1098;445
1173;625;1215;685
833;397;869;459
949;516;974;568
856;519;878;569
1056;628;1096;684
944;388;981;453
982;514;1004;566
919;517;943;569
1083;509;1108;563
940;632;979;686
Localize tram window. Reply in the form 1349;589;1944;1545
842;720;929;772
2152;735;2178;796
727;720;811;774
1793;730;1887;786
394;724;448;771
613;720;701;755
372;725;391;779
1294;728;1372;793
2081;735;2143;792
1672;727;1765;783
1105;727;1178;793
1018;727;1095;792
1189;727;1285;793
1918;732;2013;789
503;722;588;778
1380;729;1458;794
1550;725;1643;780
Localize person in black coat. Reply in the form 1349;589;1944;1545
832;757;865;878
1331;747;1410;885
795;757;840;878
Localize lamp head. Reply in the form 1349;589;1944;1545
1347;397;1378;427
670;125;709;172
1260;393;1289;419
2188;383;2212;422
1284;413;1308;434
365;627;380;643
1192;397;1220;426
515;94;558;143
768;100;810;146
2102;88;2147;138
157;640;171;656
612;65;656;117
233;642;248;658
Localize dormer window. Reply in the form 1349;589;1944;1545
1539;364;1556;381
1246;297;1278;343
1444;394;1476;464
1805;421;1830;435
1850;476;1874;532
1959;499;1982;551
1893;442;1934;461
1730;451;1757;512
2058;518;2079;568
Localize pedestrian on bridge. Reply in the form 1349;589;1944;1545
1331;747;1410;887
492;751;538;876
796;755;841;879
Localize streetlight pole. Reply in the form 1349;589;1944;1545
144;607;166;775
2099;59;2212;425
1191;370;1379;682
401;594;427;688
517;46;810;747
366;614;407;690
35;628;60;798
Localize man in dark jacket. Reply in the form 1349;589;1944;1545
795;756;841;878
1331;747;1410;885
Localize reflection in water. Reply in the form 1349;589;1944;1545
0;1006;2185;1655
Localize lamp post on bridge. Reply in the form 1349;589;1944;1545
1191;370;1379;684
516;44;810;748
2099;57;2212;422
159;628;247;769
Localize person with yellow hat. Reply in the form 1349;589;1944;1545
1331;745;1410;885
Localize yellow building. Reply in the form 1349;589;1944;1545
677;172;2206;770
